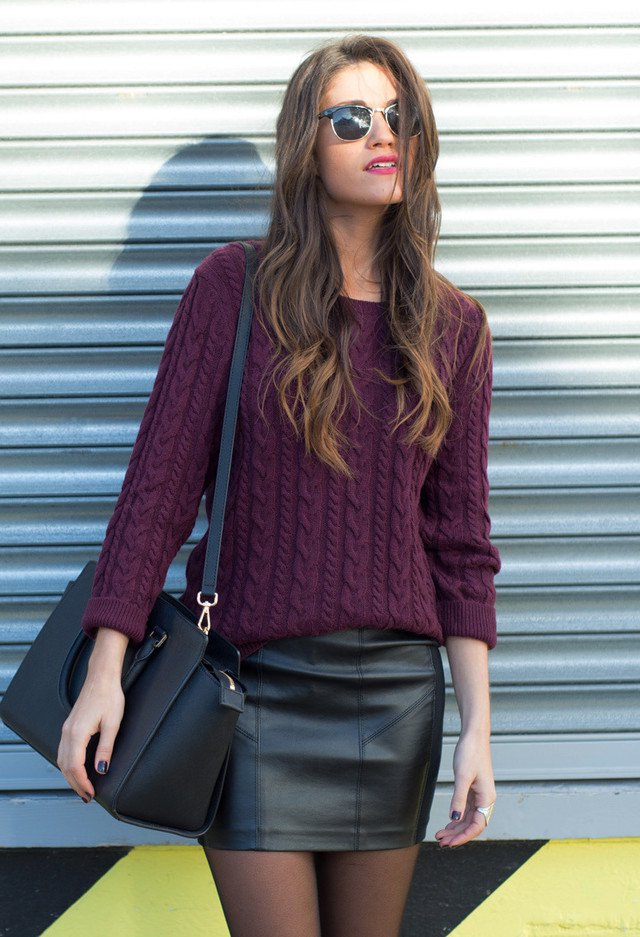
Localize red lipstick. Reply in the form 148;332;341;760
364;155;398;173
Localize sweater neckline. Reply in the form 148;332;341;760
339;295;384;306
245;242;384;308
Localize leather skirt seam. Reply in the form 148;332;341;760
413;644;444;841
362;684;434;746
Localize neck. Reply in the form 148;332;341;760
322;194;383;288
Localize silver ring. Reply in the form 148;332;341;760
475;802;495;827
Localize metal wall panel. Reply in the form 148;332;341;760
1;6;638;844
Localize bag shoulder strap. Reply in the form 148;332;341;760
196;240;259;630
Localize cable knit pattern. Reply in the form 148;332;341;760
419;292;502;646
81;238;501;656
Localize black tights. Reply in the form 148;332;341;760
203;843;421;937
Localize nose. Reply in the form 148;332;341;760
369;109;395;144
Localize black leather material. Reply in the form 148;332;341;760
0;558;246;837
0;241;259;838
199;626;445;851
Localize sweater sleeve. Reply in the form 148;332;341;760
80;260;237;646
419;304;502;649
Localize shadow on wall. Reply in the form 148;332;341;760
107;137;271;295
0;136;271;615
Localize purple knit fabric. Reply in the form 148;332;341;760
81;238;501;657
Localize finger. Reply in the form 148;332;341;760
69;754;94;799
435;806;486;841
446;825;485;848
94;718;120;777
434;823;467;844
57;725;87;800
434;816;465;838
65;726;94;799
438;801;475;833
448;778;473;823
60;764;92;802
441;815;487;847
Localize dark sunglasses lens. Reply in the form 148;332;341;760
332;106;371;140
387;103;420;137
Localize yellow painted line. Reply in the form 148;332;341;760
449;837;640;936
41;845;229;936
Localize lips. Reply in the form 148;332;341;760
364;154;399;171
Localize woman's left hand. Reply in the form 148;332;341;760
434;729;497;848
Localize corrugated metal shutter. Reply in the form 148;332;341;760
1;5;638;845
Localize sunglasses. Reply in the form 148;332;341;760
317;102;421;141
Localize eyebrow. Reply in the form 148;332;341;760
332;98;397;107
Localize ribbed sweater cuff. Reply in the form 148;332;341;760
81;596;149;646
436;600;497;649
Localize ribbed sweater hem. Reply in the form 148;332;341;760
81;596;148;645
437;600;497;649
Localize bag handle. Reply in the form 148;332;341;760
196;240;259;633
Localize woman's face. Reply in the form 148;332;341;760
314;61;415;212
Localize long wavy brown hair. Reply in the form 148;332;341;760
253;33;491;479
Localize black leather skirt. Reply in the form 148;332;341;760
198;626;445;851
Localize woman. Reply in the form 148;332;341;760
58;34;501;937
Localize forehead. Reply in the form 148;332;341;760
322;62;397;107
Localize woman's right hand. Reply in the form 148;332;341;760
57;629;129;802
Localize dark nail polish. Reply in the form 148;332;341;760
97;760;108;774
451;810;461;820
80;794;90;803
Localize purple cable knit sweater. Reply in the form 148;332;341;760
80;238;501;657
